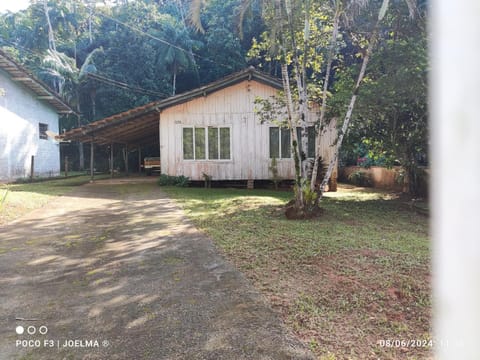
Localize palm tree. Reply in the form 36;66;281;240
155;21;196;95
40;47;102;170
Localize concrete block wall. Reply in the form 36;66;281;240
0;70;60;181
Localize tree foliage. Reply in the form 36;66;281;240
0;0;257;122
334;3;428;195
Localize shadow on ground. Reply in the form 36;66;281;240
0;181;313;360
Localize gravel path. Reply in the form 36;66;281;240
0;180;313;360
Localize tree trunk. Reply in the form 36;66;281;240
310;5;340;191
176;0;200;86
317;0;392;199
295;68;309;178
88;1;94;44
78;142;85;171
319;49;372;200
44;0;56;52
298;1;310;178
286;0;310;179
281;63;303;208
90;88;96;121
172;63;177;96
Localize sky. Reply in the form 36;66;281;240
0;1;110;13
0;0;31;13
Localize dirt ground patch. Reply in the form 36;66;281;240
247;251;431;360
0;180;313;360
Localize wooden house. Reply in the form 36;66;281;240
62;67;337;185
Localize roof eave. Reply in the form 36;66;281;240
0;50;77;115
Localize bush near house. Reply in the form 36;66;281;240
347;170;372;187
157;174;189;187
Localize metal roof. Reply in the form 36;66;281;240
0;49;75;114
61;67;282;146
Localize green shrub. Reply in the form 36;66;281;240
293;179;318;212
348;170;372;187
157;174;190;187
176;176;190;187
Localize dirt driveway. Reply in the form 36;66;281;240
0;179;312;360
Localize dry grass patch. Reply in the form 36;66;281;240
0;174;111;225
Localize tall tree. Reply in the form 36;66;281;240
154;18;196;95
333;3;427;195
43;0;56;51
253;0;332;215
313;0;417;201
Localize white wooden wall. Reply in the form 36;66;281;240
0;70;60;181
159;79;337;181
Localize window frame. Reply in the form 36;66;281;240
269;126;291;159
182;125;232;161
39;123;48;140
269;126;316;159
296;126;316;159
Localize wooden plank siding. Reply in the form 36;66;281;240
160;79;337;181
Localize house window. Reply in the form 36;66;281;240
195;127;206;159
269;126;316;159
39;123;48;140
296;126;316;158
183;128;194;159
183;126;231;160
269;127;291;159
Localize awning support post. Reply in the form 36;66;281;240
110;143;114;178
124;145;129;176
90;139;94;182
138;147;142;174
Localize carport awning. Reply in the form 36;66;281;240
61;102;160;147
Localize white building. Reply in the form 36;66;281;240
0;49;73;181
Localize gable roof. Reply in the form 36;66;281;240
0;49;75;114
156;66;282;109
61;67;282;146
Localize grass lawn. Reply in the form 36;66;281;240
163;184;431;360
0;174;110;225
